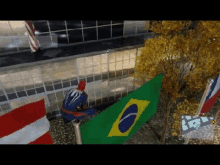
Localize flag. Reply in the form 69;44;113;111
80;74;163;144
24;20;40;53
181;115;214;140
0;99;53;144
200;74;220;114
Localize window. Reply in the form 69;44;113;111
112;21;124;24
33;21;50;33
82;21;96;28
98;21;111;26
66;20;82;29
83;28;97;41
68;29;83;43
48;21;66;31
98;26;111;40
112;24;124;37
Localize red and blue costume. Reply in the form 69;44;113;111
61;81;95;123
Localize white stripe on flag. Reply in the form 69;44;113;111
0;116;50;144
209;75;220;98
28;38;36;53
25;21;39;52
25;22;33;34
119;113;137;124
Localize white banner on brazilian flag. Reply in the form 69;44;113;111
181;115;215;140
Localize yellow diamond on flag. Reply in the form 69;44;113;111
107;98;150;137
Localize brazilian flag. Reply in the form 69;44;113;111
80;73;163;144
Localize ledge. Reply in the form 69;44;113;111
0;33;152;69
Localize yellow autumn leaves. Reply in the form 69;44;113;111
148;21;192;35
135;21;220;101
134;21;220;138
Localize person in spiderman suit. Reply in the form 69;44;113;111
60;81;89;143
61;81;88;124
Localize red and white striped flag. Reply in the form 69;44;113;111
0;99;53;144
200;74;220;115
24;20;40;53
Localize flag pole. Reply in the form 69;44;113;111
195;78;214;116
184;78;214;144
72;119;82;144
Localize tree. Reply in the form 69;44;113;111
134;21;220;144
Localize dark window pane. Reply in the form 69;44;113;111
82;21;96;28
112;21;124;24
112;25;124;38
87;76;93;83
17;91;27;97
52;31;68;44
109;72;115;79
116;70;122;77
98;21;111;26
33;21;49;33
27;89;36;96
5;88;15;94
0;95;7;102
83;28;97;41
66;21;82;29
63;82;70;88
94;75;101;81
8;93;17;100
46;86;54;91
48;21;66;31
98;26;111;40
54;84;62;90
68;29;83;43
102;73;108;80
71;79;78;86
36;87;45;94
